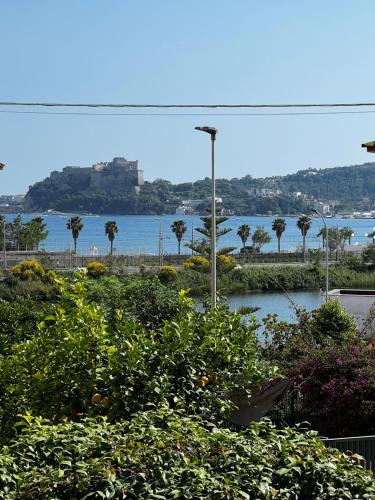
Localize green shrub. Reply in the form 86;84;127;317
0;277;57;302
0;410;374;499
310;299;356;344
0;277;275;437
86;275;188;328
12;259;45;281
86;261;108;278
217;254;236;273
120;277;191;328
0;298;42;356
183;256;210;272
262;300;357;369
158;265;177;283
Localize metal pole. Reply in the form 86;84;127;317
3;219;6;270
311;209;328;302
194;126;218;310
325;222;329;302
161;223;164;267
191;222;194;255
211;136;216;310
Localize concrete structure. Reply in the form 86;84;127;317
175;205;194;215
247;187;282;198
49;157;144;194
328;289;375;336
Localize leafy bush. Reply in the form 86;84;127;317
0;276;57;302
0;277;275;437
86;261;108;278
120;277;191;328
0;410;374;499
12;259;46;281
217;254;236;273
262;300;357;369
0;298;42;356
183;255;210;272
158;265;177;283
289;338;375;437
86;275;188;328
363;244;375;269
339;254;367;272
309;299;356;344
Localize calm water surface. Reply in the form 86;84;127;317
4;214;375;255
226;290;322;323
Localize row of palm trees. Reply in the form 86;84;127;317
67;217;118;255
171;217;298;255
236;216;309;254
67;215;355;256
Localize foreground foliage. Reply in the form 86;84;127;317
0;276;275;439
0;410;374;499
289;338;375;437
262;300;375;437
0;272;374;497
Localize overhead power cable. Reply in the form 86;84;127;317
2;109;375;117
2;101;375;109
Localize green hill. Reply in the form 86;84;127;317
24;162;375;215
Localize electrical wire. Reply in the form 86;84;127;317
2;101;375;108
2;109;375;117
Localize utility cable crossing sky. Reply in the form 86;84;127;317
3;101;375;117
2;101;375;108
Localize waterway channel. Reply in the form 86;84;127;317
226;290;322;323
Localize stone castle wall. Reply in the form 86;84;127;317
49;157;144;193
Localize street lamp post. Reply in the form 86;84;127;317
311;208;329;302
2;219;6;270
195;126;218;310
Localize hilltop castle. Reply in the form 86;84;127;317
48;157;144;193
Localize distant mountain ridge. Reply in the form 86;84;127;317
24;161;375;215
275;162;375;202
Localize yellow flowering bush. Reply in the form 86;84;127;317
12;259;45;280
87;262;108;278
159;265;177;283
183;256;210;273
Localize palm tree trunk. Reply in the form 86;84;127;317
110;240;113;256
302;234;306;262
178;239;181;255
277;237;281;253
74;238;77;254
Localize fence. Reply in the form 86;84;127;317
270;388;375;472
323;435;375;472
0;248;353;271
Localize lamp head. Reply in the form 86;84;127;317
310;208;318;215
195;126;217;140
362;141;375;153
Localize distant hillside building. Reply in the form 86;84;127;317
49;157;144;194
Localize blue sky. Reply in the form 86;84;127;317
1;0;375;193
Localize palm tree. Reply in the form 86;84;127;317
272;218;286;253
171;220;187;255
296;215;312;260
252;226;271;252
237;224;250;251
67;216;84;254
316;227;327;249
105;220;119;255
341;226;354;247
367;230;375;245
